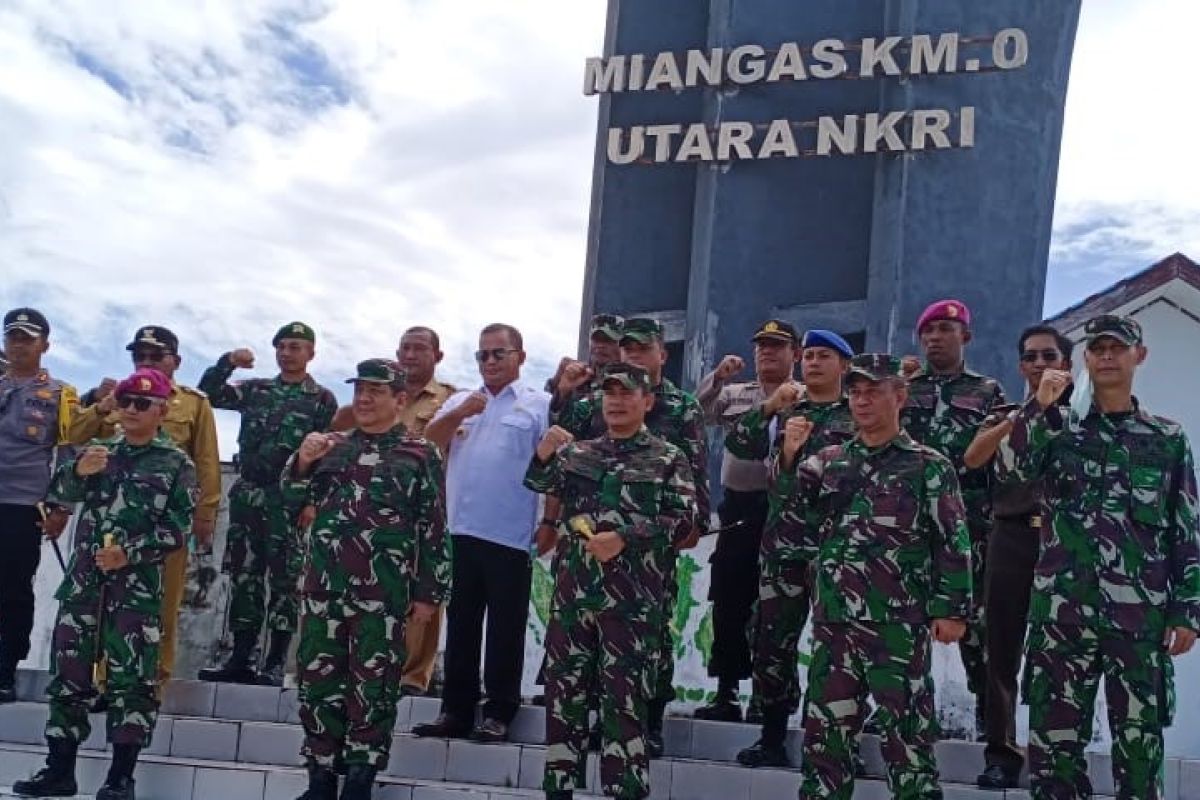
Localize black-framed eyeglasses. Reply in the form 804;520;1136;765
116;395;163;411
1020;349;1061;364
475;348;516;363
131;350;171;363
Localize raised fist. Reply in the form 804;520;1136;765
557;361;593;396
765;380;804;415
298;432;335;466
76;445;110;477
459;391;488;419
715;355;745;381
1036;369;1072;410
537;425;575;461
781;416;814;464
230;348;256;369
901;356;921;379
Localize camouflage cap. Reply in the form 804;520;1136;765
600;362;651;392
273;321;315;346
845;353;904;383
347;358;406;389
1084;314;1143;346
620;317;664;344
589;313;625;342
125;325;179;353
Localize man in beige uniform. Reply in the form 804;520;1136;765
69;326;221;693
329;326;455;696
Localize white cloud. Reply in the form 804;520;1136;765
2;1;1195;452
1046;0;1200;312
0;0;604;446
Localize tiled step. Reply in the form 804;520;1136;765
0;741;1087;800
0;742;605;800
0;702;1140;800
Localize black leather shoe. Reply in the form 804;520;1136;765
735;741;790;768
645;729;664;759
471;717;509;743
412;713;471;739
693;694;743;722
11;767;78;797
95;775;136;800
976;764;1019;790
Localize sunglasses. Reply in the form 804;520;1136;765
132;350;171;363
116;395;163;411
1020;349;1061;364
475;348;516;363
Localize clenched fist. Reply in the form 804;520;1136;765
714;355;745;381
932;618;967;644
298;432;336;467
76;445;110;477
557;361;593;397
1036;369;1072;410
764;380;804;416
780;416;814;467
229;348;256;369
901;356;921;379
459;391;488;419
537;425;575;462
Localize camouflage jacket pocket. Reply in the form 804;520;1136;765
1129;461;1169;527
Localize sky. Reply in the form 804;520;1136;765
2;0;1197;456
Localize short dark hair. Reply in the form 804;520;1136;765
480;323;523;351
403;326;441;352
1017;324;1073;362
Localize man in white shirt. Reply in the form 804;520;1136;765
415;323;550;743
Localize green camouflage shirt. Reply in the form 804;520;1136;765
902;367;1006;524
773;432;972;624
556;377;710;531
523;427;697;611
282;426;451;611
199;354;338;486
48;431;197;613
1000;398;1200;634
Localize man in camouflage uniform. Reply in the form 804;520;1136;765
198;322;338;685
729;329;856;767
525;362;698;800
1000;314;1199;800
557;316;710;756
963;324;1073;790
14;368;196;800
69;325;222;695
533;313;625;705
284;359;451;800
777;354;972;799
900;300;1005;735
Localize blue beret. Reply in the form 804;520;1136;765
801;329;854;359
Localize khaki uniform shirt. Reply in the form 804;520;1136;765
68;382;221;526
696;371;769;492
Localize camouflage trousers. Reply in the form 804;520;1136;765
956;515;989;707
800;621;942;800
750;560;811;715
1024;624;1175;800
46;603;161;747
651;554;678;702
225;480;301;634
297;595;407;769
544;603;658;799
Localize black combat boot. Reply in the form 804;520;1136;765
12;738;79;797
297;761;338;800
95;743;139;800
339;764;377;800
693;680;742;722
199;629;259;683
258;630;293;687
736;708;791;768
645;699;667;759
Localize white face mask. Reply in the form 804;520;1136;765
1070;367;1093;420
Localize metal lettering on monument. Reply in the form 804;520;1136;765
588;30;1030;162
